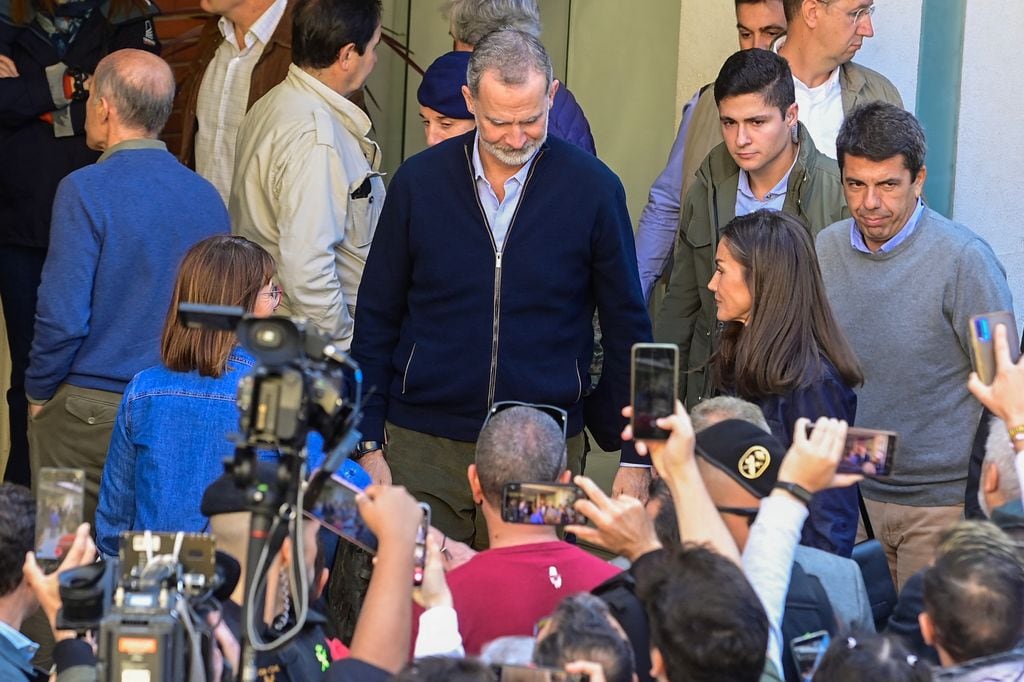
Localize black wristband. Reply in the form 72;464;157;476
352;440;381;461
773;481;813;505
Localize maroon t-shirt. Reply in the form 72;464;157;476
413;541;622;655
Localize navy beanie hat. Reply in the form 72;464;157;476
417;50;473;120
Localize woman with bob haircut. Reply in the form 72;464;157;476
96;235;280;555
709;208;864;557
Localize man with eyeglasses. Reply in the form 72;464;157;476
776;0;901;159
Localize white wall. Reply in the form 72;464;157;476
854;0;923;113
955;3;1024;321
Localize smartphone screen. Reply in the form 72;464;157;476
492;665;588;682
631;343;679;440
806;425;898;477
35;468;85;572
790;630;830;681
304;473;378;554
969;311;1021;385
413;503;430;587
502;482;586;526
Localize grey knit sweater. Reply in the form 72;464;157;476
816;208;1013;506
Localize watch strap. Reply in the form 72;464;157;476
773;480;813;505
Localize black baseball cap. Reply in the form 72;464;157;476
694;419;786;498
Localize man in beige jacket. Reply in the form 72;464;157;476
230;0;384;350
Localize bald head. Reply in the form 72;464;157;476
92;49;175;136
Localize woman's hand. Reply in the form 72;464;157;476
0;55;18;78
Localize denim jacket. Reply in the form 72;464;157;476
96;348;256;556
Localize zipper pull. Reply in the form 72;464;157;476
496;251;502;269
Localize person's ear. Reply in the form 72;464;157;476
548;78;560;108
919;611;935;645
468;464;484;505
650;647;665;679
803;0;821;27
912;165;928;197
461;84;475;115
785;102;798;127
337;42;357;70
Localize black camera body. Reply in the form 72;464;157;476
58;532;221;682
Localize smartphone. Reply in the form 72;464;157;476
790;630;830;681
413;503;430;587
969;311;1021;385
631;343;679;440
502;482;586;526
35;468;85;572
491;665;589;682
806;425;898;477
304;472;378;554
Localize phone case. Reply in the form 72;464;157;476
969;311;1020;384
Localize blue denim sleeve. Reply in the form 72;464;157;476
96;395;137;556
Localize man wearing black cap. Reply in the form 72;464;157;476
417;51;476;147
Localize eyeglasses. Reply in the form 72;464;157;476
717;506;760;527
259;285;282;306
483;400;569;442
818;0;875;24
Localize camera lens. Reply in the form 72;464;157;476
254;324;283;349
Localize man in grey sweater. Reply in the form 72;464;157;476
816;102;1013;590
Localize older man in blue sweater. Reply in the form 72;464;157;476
25;49;228;523
351;29;651;546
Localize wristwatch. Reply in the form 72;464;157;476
352;440;382;461
773;481;813;505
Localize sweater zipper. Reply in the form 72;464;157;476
463;145;545;407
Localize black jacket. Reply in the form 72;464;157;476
0;0;158;248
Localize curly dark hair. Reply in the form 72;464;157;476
0;484;35;597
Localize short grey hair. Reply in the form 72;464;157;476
689;396;770;434
466;28;553;98
92;48;175;136
442;0;541;46
475;405;566;505
979;416;1022;517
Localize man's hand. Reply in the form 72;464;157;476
623;401;699;485
412;535;453;610
208;611;240;682
360;450;392;486
968;323;1024;427
28;403;44;418
426;526;476;571
0;55;18;78
776;417;861;495
566;475;661;562
23;522;97;641
611;466;652;504
356;484;421;547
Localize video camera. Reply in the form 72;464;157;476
56;307;363;682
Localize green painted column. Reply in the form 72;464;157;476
915;0;967;217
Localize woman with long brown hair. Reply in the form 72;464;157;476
95;235;279;556
0;0;158;486
709;208;863;556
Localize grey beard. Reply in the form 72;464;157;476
480;126;548;167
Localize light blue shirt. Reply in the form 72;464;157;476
850;199;925;254
471;133;538;252
0;620;38;663
734;153;798;217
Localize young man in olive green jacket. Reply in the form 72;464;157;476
654;49;848;407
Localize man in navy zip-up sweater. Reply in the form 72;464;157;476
350;29;651;545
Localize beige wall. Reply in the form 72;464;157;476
366;0;682;227
676;1;735;124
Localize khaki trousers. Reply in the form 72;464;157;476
28;383;121;526
384;421;585;549
857;497;964;591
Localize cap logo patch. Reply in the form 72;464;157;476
738;445;771;479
